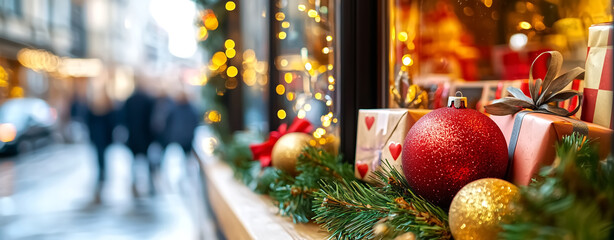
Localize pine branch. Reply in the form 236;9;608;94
501;133;614;240
258;147;355;223
313;160;451;240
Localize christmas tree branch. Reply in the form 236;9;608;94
313;160;451;240
501;133;614;240
256;147;355;223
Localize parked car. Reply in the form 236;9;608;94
0;98;57;156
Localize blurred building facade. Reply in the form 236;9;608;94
0;0;203;132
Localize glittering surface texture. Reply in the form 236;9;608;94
402;107;508;208
448;178;519;240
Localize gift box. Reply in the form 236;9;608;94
581;23;613;128
354;109;430;183
491;112;612;185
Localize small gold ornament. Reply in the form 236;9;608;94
271;132;312;175
449;178;520;240
390;71;428;109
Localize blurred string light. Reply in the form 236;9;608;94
205;110;222;123
17;48;103;78
509;33;528;51
519;21;532;30
225;1;236;11
0;66;8;88
271;0;337;136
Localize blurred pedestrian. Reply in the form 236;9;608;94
147;85;175;195
122;78;155;197
166;89;199;155
86;86;116;204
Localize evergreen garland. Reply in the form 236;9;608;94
501;133;614;240
313;161;451;240
256;147;355;223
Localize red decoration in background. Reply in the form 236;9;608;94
402;107;508;208
250;118;313;167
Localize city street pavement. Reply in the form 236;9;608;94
0;143;217;240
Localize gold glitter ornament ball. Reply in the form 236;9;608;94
449;178;520;240
271;132;312;175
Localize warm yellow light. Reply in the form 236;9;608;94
315;16;321;22
305;62;312;71
328;85;334;91
276;84;285;95
278;31;287;39
307;9;318;18
309;139;317;146
519;21;532;30
286;92;295;101
298;4;306;11
10;86;23;98
304;103;312;111
225;1;236;11
326;35;333;42
328;76;335;84
280;59;288;67
297;110;306;119
281;21;290;28
206;111;222;123
204;13;219;30
318;65;327;73
483;0;492;8
315;92;322;100
227;66;238;77
225;48;236;58
275;12;285;21
398;32;408;42
225;39;235;49
402;54;413;66
0;123;17;142
284;73;293;83
326;100;332;106
327;64;333;70
332;118;338;123
243;49;256;62
318;138;327;144
316;128;326;136
198;27;208;40
277;109;287;119
322;47;330;54
212;52;227;66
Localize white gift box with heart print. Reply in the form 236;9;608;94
354;109;430;183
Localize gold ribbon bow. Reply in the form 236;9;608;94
391;71;428;109
485;51;585;116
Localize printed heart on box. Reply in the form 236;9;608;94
365;116;375;130
357;163;369;178
389;142;402;161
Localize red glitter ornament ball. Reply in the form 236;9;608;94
402;107;508;208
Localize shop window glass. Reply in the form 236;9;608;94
271;0;338;139
388;0;612;108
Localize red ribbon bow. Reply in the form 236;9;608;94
249;117;313;167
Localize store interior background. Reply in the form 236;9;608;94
0;0;611;239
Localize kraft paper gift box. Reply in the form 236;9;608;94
582;23;613;128
354;109;430;183
491;112;612;185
